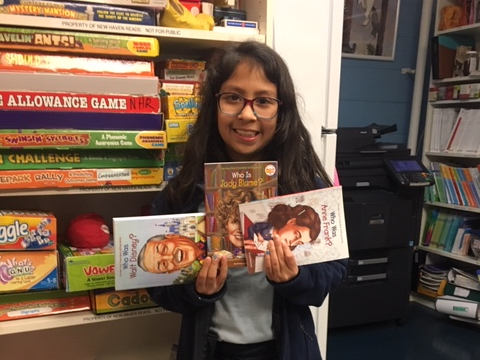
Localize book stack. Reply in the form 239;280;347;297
435;267;480;325
0;22;166;190
417;263;449;298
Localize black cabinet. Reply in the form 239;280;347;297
328;152;424;328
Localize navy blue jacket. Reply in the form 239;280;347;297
148;183;347;360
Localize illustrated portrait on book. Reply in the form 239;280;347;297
239;187;349;273
137;234;205;274
213;188;264;259
245;203;321;251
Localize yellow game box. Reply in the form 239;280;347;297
0;210;56;251
0;250;58;293
89;287;158;314
161;95;200;119
165;118;195;143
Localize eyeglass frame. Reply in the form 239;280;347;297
215;92;283;120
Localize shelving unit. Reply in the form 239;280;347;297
0;2;272;359
415;0;480;303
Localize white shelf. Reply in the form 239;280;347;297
424;201;480;213
416;244;480;266
0;14;265;51
0;307;168;335
430;98;480;107
425;151;480;159
435;22;480;37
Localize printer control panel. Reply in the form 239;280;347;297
383;158;434;187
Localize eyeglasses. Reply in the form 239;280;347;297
216;92;282;120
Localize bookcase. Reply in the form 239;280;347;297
415;0;480;304
0;2;273;359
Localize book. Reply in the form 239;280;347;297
0;26;159;57
0;129;167;150
60;0;167;9
113;213;206;290
0;72;159;95
204;161;278;268
430;162;447;203
0;110;163;130
0;51;154;76
0;91;160;114
239;186;349;274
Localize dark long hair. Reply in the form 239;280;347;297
163;41;332;207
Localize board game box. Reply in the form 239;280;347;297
113;213;206;290
0;91;161;114
0;51;154;76
0;210;56;251
0;26;159;57
0;0;155;26
204;161;278;268
239;186;350;274
0;149;164;170
0;129;167;150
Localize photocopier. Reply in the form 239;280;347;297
328;124;433;328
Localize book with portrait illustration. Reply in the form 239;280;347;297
238;186;349;274
112;213;206;290
204;161;278;268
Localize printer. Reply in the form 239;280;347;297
328;124;429;328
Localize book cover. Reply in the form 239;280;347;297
113;213;206;290
0;91;161;114
430;162;447;203
239;186;349;274
204;161;278;268
435;295;479;319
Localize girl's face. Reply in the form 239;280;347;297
217;61;278;162
274;219;310;248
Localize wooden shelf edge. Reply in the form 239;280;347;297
0;14;265;43
0;183;167;197
409;292;435;310
424;201;480;214
0;307;168;335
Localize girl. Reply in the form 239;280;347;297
149;40;347;360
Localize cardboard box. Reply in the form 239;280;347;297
0;289;90;321
0;250;58;293
0;0;155;26
0;26;160;57
89;287;158;314
58;243;115;292
0;130;167;150
0;167;164;190
165;119;196;143
162;95;200;119
0;210;56;251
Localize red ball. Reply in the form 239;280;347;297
66;213;110;248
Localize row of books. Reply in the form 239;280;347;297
422;208;480;256
428;162;480;208
429;108;480;155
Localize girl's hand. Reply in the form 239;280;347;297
264;237;299;283
195;255;227;296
